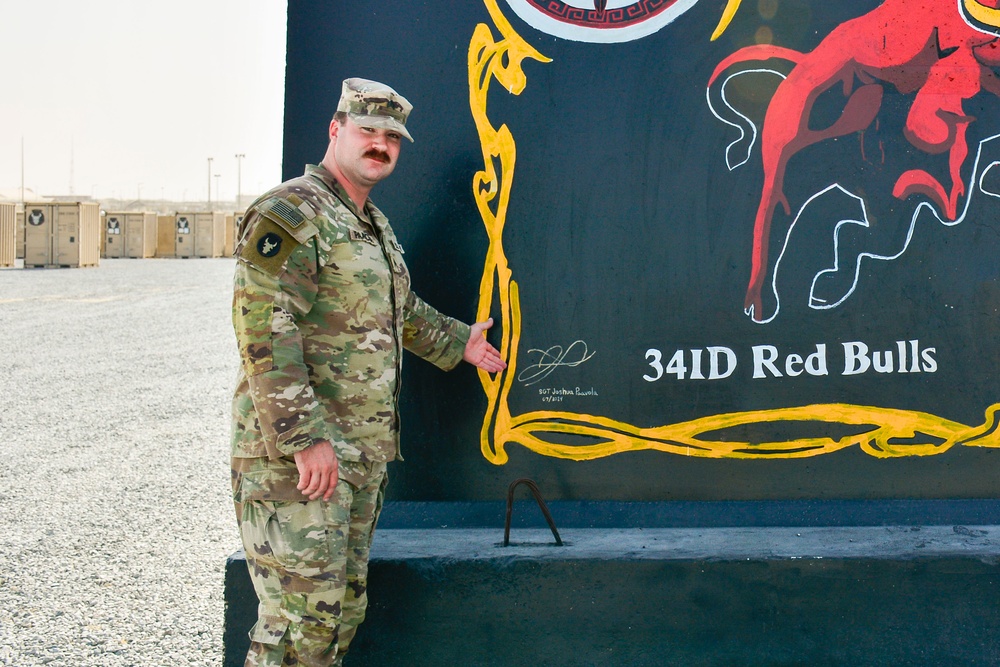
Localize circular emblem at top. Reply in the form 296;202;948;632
257;232;283;258
503;0;700;43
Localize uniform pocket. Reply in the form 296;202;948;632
248;613;289;647
242;498;333;574
239;498;279;565
237;467;303;503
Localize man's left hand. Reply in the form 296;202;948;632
464;318;507;373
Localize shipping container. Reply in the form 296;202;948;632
0;203;15;267
23;202;100;268
174;212;225;258
104;211;157;258
224;211;245;258
224;213;234;257
156;215;175;257
99;211;107;257
15;207;24;259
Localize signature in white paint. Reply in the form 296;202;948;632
517;340;595;386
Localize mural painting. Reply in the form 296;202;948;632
284;0;1000;499
471;0;1000;473
708;0;1000;322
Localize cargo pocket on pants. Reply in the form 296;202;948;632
249;613;289;647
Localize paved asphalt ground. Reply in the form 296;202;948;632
0;258;241;666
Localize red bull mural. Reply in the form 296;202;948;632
709;0;1000;322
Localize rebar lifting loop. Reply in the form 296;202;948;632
503;478;563;547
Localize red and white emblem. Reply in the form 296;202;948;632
503;0;700;42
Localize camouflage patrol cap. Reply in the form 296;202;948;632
337;77;414;142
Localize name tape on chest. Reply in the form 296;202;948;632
350;229;378;246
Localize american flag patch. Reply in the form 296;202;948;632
265;198;305;228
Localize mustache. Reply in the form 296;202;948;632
363;149;391;163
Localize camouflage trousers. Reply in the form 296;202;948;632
239;461;388;667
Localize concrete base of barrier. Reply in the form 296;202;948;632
224;502;1000;666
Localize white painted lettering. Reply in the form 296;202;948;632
805;345;829;376
897;341;908;373
909;340;921;373
643;349;663;382
873;350;893;373
843;341;871;375
785;353;803;377
707;346;737;379
921;347;938;372
690;349;705;380
752;345;781;378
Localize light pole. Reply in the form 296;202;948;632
207;156;214;207
235;153;245;211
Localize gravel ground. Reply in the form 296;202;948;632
0;258;242;667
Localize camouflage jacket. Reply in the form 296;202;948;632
231;163;471;503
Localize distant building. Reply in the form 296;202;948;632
0;188;48;202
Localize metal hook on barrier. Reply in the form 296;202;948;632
503;478;563;547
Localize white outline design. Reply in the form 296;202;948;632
710;67;1000;324
706;68;786;170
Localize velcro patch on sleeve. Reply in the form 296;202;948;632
238;219;299;276
264;197;306;228
257;196;320;243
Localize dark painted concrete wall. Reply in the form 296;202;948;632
282;0;1000;502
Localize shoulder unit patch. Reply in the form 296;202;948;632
239;219;299;276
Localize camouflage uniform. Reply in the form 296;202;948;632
231;156;470;666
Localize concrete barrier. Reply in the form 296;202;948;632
225;501;1000;666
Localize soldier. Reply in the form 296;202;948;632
231;77;505;667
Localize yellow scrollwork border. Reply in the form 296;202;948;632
468;0;1000;465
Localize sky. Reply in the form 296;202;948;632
1;0;288;204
